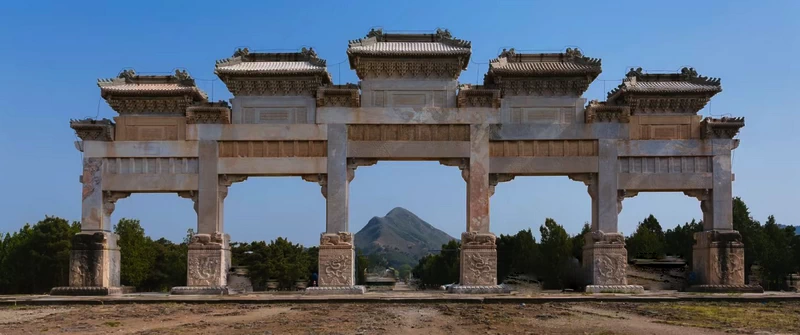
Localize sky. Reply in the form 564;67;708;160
0;0;798;246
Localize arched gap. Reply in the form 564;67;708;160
491;176;591;239
224;177;324;247
349;161;465;276
618;192;702;237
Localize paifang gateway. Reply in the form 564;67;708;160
55;28;750;295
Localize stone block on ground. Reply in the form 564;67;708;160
318;232;355;287
692;230;745;286
305;286;366;295
460;232;498;286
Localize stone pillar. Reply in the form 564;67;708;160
445;124;506;294
307;124;365;294
684;187;755;292
51;158;131;295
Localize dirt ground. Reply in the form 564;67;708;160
1;301;799;335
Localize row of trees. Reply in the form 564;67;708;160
229;238;318;290
414;197;800;291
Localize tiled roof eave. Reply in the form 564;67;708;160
489;68;601;77
100;87;207;100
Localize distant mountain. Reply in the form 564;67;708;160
355;207;456;268
778;224;800;235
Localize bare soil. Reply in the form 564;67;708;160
0;301;797;335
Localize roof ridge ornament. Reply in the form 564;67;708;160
435;28;452;39
118;69;136;81
174;69;193;83
626;67;644;78
233;47;249;58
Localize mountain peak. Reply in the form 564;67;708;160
355;207;456;268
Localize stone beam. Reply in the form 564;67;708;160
618;173;713;191
489;157;598;175
217;157;327;175
102;174;199;192
617;140;713;157
316;107;500;124
490;124;628;140
83;141;198;158
186;124;328;141
347;141;469;159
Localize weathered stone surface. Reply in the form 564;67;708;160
468;124;490;233
170;286;229;295
326;124;349;233
305;286;366;295
83;141;199;158
692;230;745;286
585;285;644;294
447;285;510;294
50;286;134;296
583;231;630;286
318;245;355;287
227;267;254;294
186;233;229;287
67;232;121;288
460;236;498;286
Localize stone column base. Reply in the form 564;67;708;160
585;285;644;294
318;232;356;287
583;231;635;288
305;286;366;295
68;232;121;288
459;232;498;286
692;230;746;286
50;286;135;296
170;286;229;295
447;285;510;294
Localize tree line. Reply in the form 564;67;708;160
413;197;800;291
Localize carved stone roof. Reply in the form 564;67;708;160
316;84;360;107
607;67;721;102
457;84;500;108
701;116;744;139
584;100;630;123
215;47;332;83
186;101;232;124
347;28;472;70
70;118;115;141
486;48;602;78
98;69;208;101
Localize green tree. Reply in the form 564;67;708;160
306;246;319;275
571;223;591;262
141;238;187;292
115;218;156;288
411;240;460;287
265;237;309;289
356;249;369;285
538;218;573;289
732;197;767;281
397;264;413;281
626;215;666;259
760;216;795;290
664;219;703;266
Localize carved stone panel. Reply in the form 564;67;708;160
348;124;470;141
318;246;355;287
692;230;745;286
490;140;598;157
114;116;186;141
460;247;497;286
218;141;327;157
583;232;629;286
187;245;227;287
618;156;711;173
242;107;308;124
103;158;199;174
69;232;120;287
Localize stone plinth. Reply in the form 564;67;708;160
318;232;356;287
447;285;509;294
305;286;366;295
227;267;253;294
583;231;644;293
50;232;124;296
171;233;230;295
689;230;759;292
459;232;498;287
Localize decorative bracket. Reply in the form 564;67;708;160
177;190;199;214
219;175;248;199
439;158;469;182
488;174;515;197
103;191;131;217
568;173;597;198
617;189;639;214
346;158;378;182
302;174;328;198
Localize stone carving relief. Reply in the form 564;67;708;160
462;232;496;246
584;101;631;123
103;191;131;218
190;232;225;246
457;85;501;108
82;158;102;200
316;85;360;107
106;97;194;115
488;174;515;197
320;232;353;246
219;175;248;199
439;159;469;182
218;141;326;158
594;253;627;285
225;79;323;96
500;78;591;97
347;124;470;141
712;248;744;285
70;118;115;141
302;174;328;198
354;60;463;80
188;255;221;286
320;254;352;286
619;156;712;174
186;102;231;124
103;158;199;174
177;191;199;214
586;230;625;245
490;140;598;157
701;117;745;139
463;251;497;285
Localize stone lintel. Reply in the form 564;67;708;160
347;141;469;159
617;140;713;157
84;141;199;158
187;124;328;141
317;107;500;124
218;157;327;175
489;123;628;140
617;173;713;191
490;157;598;175
102;174;198;192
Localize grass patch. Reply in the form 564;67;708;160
103;321;122;327
636;302;800;333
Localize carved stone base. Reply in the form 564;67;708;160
685;285;763;293
585;285;644;294
69;232;121;288
447;285;510;294
305;286;366;295
50;286;134;296
186;234;229;287
318;233;355;287
692;230;745;286
460;232;498;286
170;286;229;295
583;231;630;286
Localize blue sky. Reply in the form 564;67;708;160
1;0;798;246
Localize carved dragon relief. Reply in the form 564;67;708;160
188;255;221;286
320;254;352;286
594;253;627;285
464;252;496;285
